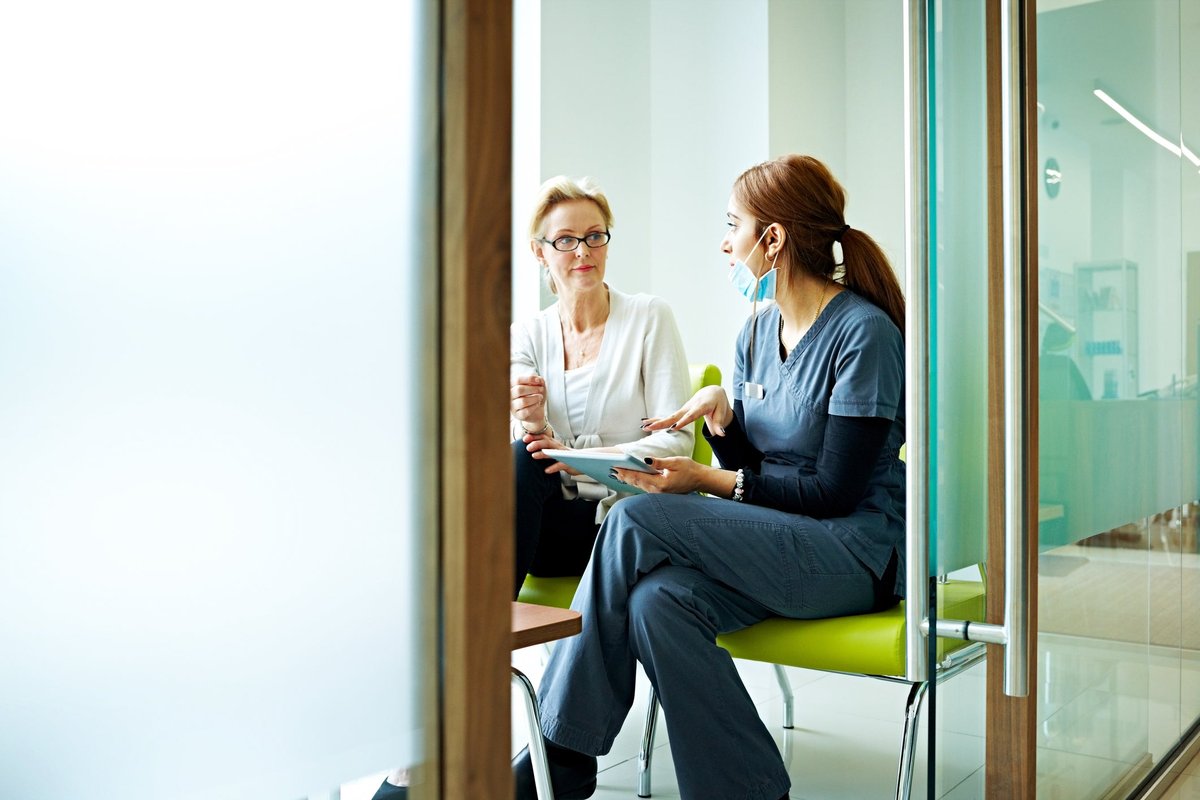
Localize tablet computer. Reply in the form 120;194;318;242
541;449;657;495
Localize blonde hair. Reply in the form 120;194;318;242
527;175;614;240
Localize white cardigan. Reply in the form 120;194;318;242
510;287;694;520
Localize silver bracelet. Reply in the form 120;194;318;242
732;468;746;502
520;418;550;436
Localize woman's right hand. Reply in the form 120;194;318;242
641;385;734;436
523;432;580;476
510;373;547;431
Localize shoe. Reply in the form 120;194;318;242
513;741;597;799
371;777;408;799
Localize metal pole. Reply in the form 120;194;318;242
1000;0;1030;698
903;0;931;685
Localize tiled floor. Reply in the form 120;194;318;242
555;631;1200;800
339;531;1200;800
506;642;984;800
341;645;988;800
1035;535;1200;799
339;628;1200;800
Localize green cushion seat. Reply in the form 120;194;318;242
717;578;986;677
520;575;985;677
517;575;579;610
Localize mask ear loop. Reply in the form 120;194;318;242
745;228;779;398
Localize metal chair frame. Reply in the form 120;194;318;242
635;642;986;799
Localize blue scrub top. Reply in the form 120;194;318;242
734;290;906;581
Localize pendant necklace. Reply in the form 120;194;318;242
780;279;830;358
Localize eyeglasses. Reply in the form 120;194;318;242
538;230;611;252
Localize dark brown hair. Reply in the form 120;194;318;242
733;154;905;333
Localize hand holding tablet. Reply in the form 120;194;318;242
541;449;657;494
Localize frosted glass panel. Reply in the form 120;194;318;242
930;0;989;572
0;2;428;798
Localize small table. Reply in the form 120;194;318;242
512;601;582;800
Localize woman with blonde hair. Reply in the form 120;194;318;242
507;175;693;597
517;155;906;799
372;174;693;800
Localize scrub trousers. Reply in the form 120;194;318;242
536;492;883;800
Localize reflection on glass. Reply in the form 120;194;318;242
1181;0;1200;740
1037;0;1194;793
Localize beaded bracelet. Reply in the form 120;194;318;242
732;468;746;502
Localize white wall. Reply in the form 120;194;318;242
647;0;770;385
769;1;846;175
539;0;654;298
512;0;543;324
841;0;906;276
768;0;906;278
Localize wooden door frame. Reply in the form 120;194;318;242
438;0;514;797
435;3;1046;797
984;0;1039;795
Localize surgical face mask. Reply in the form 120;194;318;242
728;227;778;302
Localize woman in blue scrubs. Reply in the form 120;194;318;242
516;154;907;800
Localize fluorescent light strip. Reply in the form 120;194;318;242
1093;88;1182;156
1093;87;1199;172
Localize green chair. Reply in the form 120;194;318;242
636;493;987;799
516;363;722;610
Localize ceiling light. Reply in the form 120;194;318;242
1093;87;1198;172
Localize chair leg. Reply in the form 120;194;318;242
637;684;660;798
895;681;929;800
512;667;554;800
772;664;794;729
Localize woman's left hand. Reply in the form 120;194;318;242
614;456;708;494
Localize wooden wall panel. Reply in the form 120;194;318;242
440;0;513;797
985;1;1039;796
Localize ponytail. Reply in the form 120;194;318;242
840;228;905;334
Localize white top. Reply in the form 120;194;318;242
511;287;694;521
563;364;594;435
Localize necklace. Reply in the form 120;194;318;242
562;287;610;368
811;278;830;326
566;325;605;364
779;279;830;357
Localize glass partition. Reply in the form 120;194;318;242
930;0;991;577
1036;0;1196;794
1181;0;1200;745
926;1;992;796
0;2;433;797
